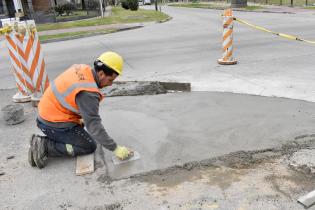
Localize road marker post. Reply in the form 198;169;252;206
218;9;237;65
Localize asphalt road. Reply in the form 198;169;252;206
2;7;315;209
1;6;315;102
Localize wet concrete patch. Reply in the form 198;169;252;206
99;92;315;179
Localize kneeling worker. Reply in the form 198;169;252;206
29;51;132;168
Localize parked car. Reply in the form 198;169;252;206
143;0;151;5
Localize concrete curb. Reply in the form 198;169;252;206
159;81;191;92
103;81;191;97
228;8;295;14
41;25;143;44
157;16;173;23
168;5;296;14
114;81;191;92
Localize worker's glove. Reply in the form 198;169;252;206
114;145;131;160
79;119;84;127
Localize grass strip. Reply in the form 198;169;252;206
304;6;315;9
37;7;169;32
39;29;116;42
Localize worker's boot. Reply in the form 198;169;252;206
32;135;48;169
28;134;36;167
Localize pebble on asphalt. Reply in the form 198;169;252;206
6;155;15;160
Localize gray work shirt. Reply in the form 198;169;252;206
37;68;117;151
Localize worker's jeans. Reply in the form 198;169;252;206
36;119;97;156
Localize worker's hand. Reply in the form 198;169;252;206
114;145;131;160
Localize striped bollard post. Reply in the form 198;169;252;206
218;9;237;65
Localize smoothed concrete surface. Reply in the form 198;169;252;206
99;91;315;178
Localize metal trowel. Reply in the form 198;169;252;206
112;150;140;165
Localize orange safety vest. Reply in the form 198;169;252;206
38;64;104;124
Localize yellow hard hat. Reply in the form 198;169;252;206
97;51;123;75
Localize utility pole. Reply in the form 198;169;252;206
99;0;104;17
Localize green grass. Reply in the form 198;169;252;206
169;2;263;10
304;6;315;9
245;5;264;10
39;29;116;42
37;7;169;31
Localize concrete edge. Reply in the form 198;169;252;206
114;81;191;92
41;25;143;44
159;81;191;92
115;134;315;181
157;16;173;23
167;4;295;14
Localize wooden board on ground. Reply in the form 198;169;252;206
76;153;94;176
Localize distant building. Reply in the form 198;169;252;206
0;0;56;23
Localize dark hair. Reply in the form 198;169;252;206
94;60;118;76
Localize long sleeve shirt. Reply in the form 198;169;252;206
37;68;117;151
75;91;117;151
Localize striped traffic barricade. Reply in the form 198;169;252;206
218;9;237;65
1;19;49;103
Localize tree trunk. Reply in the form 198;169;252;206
82;0;86;9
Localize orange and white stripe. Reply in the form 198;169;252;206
5;32;34;95
218;9;237;65
4;21;49;97
27;31;49;93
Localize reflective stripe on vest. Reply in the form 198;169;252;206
51;80;98;114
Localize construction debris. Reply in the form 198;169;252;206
102;81;191;97
6;155;15;160
287;149;315;175
1;104;25;125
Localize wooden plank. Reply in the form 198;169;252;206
298;189;315;208
76;153;94;176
